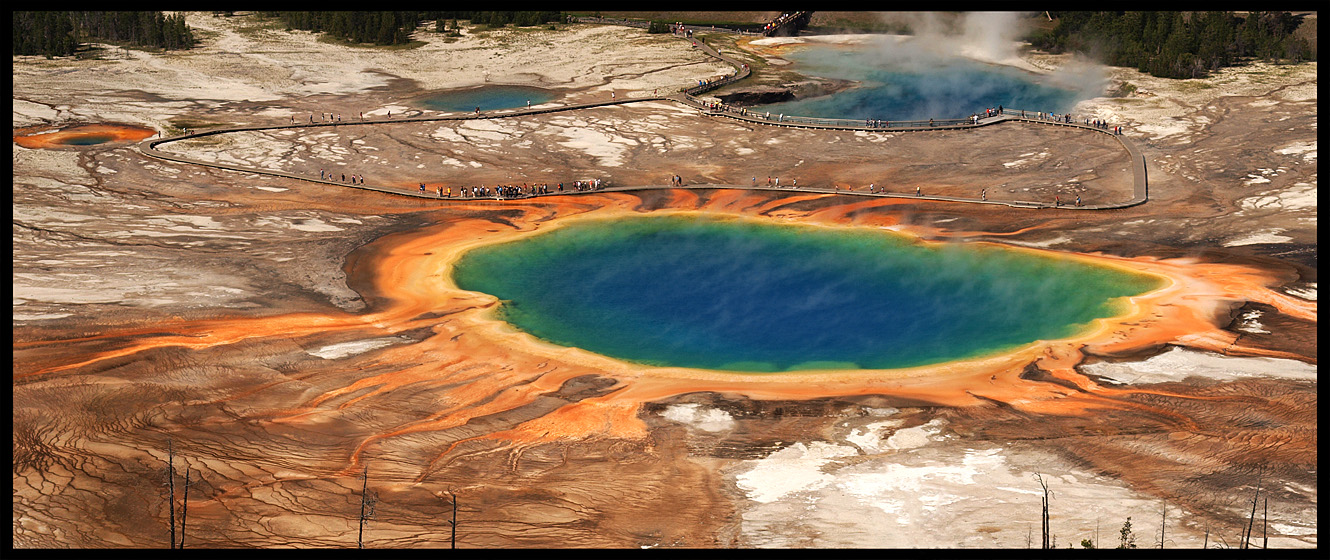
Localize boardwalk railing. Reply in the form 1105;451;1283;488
761;11;813;37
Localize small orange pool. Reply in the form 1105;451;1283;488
13;123;156;148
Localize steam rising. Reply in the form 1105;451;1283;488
880;11;1108;103
754;12;1110;121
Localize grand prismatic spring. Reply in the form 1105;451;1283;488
12;12;1317;549
452;214;1165;372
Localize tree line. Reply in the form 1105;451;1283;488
12;11;195;58
262;11;564;46
1028;11;1314;79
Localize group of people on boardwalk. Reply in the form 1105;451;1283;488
1083;117;1121;134
321;169;363;185
297;112;349;124
427;178;605;200
762;12;804;35
1022;110;1123;135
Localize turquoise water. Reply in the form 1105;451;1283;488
451;215;1162;372
60;134;114;146
417;85;558;112
754;37;1089;121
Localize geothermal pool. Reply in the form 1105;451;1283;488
452;214;1163;372
753;37;1090;121
416;84;558;112
57;133;116;145
12;123;156;149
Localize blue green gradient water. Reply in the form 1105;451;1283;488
754;38;1092;121
60;134;115;146
452;215;1162;372
418;85;557;112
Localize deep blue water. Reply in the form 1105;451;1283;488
417;85;558;112
754;38;1088;121
451;215;1162;372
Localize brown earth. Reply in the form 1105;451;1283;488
12;12;1316;549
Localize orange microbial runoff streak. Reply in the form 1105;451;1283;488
14;190;1316;478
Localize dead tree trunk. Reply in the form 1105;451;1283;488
167;439;176;549
1160;502;1166;549
1242;467;1263;549
1034;473;1052;549
179;468;191;549
439;489;458;549
357;465;375;549
1262;497;1268;549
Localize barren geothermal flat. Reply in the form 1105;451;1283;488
13;13;1316;548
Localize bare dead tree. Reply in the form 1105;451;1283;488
1242;467;1264;549
179;468;191;549
1034;473;1052;549
1160;501;1166;549
166;438;176;549
357;465;377;549
438;489;458;549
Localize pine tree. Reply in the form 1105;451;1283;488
1117;517;1137;548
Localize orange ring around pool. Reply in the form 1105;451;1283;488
14;123;155;149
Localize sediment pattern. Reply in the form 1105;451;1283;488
13;187;1315;547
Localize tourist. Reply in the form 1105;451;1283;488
1076;195;1081;206
981;188;986;201
916;186;921;196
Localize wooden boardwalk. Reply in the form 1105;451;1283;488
139;27;1147;211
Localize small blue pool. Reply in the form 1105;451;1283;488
416;85;559;112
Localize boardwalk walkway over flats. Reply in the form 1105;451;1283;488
140;22;1147;211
